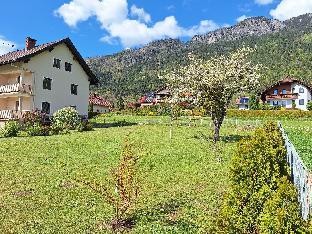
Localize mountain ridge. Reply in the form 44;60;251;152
87;13;312;107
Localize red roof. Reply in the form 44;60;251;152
89;94;111;107
0;38;98;85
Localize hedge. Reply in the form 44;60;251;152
227;109;312;119
216;122;306;233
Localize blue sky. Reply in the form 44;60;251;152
0;0;311;57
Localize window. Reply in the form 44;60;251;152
273;101;279;106
42;102;50;114
299;99;305;106
17;76;21;84
274;89;278;95
281;101;287;107
292;87;296;93
15;101;19;111
53;58;61;69
282;89;287;94
65;62;72;72
71;84;78;95
299;88;305;93
43;77;52;90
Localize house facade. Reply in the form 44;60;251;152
139;88;171;107
236;97;250;110
261;77;312;111
0;37;97;121
89;93;111;113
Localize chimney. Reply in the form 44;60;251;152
25;37;37;50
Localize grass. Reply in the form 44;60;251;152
0;115;259;233
282;119;312;169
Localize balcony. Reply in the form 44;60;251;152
266;93;299;100
0;110;31;120
0;83;32;96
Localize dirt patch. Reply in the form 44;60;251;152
97;218;135;232
13;190;33;197
60;181;76;189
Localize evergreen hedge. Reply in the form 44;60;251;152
216;122;307;233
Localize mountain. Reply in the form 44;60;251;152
191;17;285;44
87;14;312;107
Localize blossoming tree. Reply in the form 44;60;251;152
165;47;261;143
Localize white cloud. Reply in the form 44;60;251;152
236;15;249;22
130;5;151;23
0;36;16;56
270;0;312;20
55;0;220;48
54;0;128;28
184;20;219;36
255;0;274;5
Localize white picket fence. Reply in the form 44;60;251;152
278;122;312;220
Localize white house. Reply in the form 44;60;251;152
0;37;98;122
261;77;312;111
89;93;111;113
236;97;250;110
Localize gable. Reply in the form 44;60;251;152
0;38;98;85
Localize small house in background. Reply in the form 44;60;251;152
89;93;111;113
139;92;156;107
261;77;312;111
155;88;171;104
236;97;249;110
139;88;171;107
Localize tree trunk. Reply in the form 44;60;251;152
212;112;225;144
213;120;221;144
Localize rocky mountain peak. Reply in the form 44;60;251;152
191;16;285;44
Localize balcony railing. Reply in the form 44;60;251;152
0;83;32;95
0;110;30;120
266;93;299;100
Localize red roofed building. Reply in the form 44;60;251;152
0;37;98;123
261;77;312;110
89;93;112;113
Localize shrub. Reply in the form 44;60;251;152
23;110;45;127
217;122;305;233
52;107;80;130
77;120;93;132
25;122;50;136
2;121;20;137
258;177;304;233
307;101;312;111
77;139;141;231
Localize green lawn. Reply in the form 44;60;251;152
282;120;312;169
0;115;257;233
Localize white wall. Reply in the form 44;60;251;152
24;44;90;116
291;83;312;111
238;104;249;110
268;99;293;109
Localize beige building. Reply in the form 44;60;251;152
89;93;111;113
0;37;98;122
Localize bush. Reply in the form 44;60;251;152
216;122;305;233
25;122;50;136
258;177;304;233
52;107;80;130
77;120;93;132
307;101;312;111
77;139;141;231
2;121;20;137
23;110;45;127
